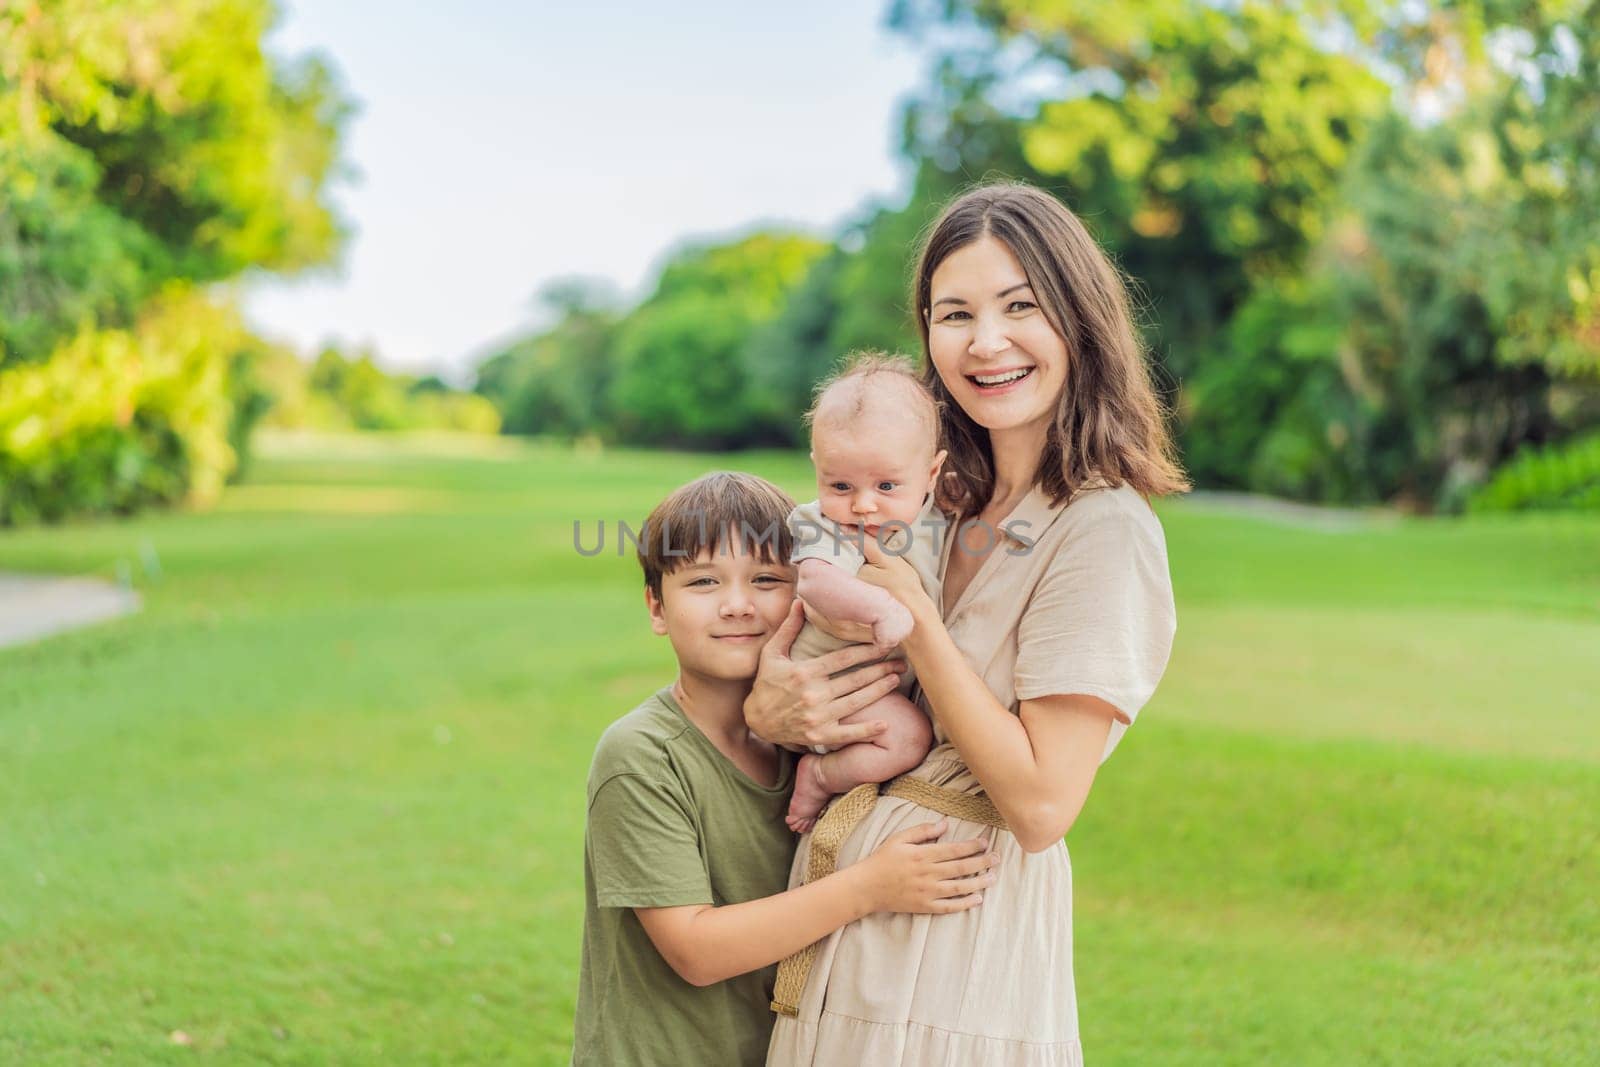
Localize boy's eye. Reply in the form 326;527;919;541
687;577;716;588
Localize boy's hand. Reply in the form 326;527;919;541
857;819;997;915
744;600;907;749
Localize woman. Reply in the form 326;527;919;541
747;182;1187;1064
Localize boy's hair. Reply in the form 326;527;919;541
637;472;797;601
803;350;941;443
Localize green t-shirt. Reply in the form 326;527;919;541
571;686;798;1067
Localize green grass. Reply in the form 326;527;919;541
2;431;1596;1064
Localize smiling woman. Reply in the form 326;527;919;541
755;182;1187;1065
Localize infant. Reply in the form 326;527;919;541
783;355;947;832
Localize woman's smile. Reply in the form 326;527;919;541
965;365;1035;395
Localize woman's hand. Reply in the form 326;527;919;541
744;600;908;749
854;819;996;915
857;532;937;619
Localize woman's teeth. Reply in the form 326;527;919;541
971;368;1033;387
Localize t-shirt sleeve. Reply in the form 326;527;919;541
587;772;712;909
1013;502;1176;729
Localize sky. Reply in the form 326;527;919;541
243;2;926;382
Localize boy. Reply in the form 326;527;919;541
571;472;996;1066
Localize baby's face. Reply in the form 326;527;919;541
811;418;943;537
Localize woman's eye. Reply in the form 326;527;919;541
1007;300;1036;313
940;310;971;322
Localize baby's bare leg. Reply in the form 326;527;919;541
785;692;934;833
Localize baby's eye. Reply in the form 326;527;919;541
829;482;851;493
877;481;898;493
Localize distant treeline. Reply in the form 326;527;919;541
474;2;1600;513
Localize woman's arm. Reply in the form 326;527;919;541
856;536;1118;853
636;819;995;986
902;595;1114;852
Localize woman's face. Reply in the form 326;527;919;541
926;235;1068;438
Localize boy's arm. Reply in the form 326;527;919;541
634;866;874;988
797;558;913;647
635;820;993;987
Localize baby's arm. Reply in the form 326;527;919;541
797;557;914;648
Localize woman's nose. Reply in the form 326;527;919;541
969;312;1011;358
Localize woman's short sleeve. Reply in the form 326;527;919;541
1013;493;1176;759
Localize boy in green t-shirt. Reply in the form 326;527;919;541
572;472;997;1067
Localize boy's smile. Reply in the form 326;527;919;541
646;535;797;682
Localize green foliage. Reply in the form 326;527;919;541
891;0;1389;379
259;343;501;435
1180;279;1368;499
0;0;353;524
480;231;825;449
0;288;247;525
474;279;622;437
609;291;765;446
881;0;1599;510
1470;432;1600;512
477;235;828;449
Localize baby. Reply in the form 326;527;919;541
784;354;947;832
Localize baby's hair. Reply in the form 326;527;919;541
804;351;942;443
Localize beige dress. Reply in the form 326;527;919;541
767;482;1177;1066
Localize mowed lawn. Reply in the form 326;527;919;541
2;432;1596;1065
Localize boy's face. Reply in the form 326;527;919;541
811;417;946;537
646;535;797;683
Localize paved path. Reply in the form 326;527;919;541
0;573;141;650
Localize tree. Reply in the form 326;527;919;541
472;278;622;436
606;231;827;447
0;0;355;525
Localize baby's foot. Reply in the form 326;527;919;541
872;600;914;649
786;754;834;834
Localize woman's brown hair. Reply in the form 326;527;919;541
913;182;1189;517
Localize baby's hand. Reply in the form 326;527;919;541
871;599;914;649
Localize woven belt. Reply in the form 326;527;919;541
770;775;1007;1016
